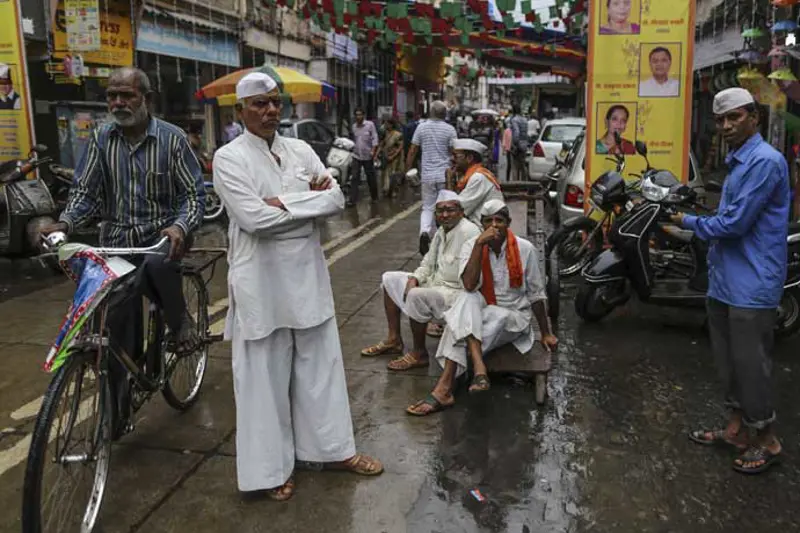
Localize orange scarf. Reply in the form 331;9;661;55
481;229;524;305
456;164;502;193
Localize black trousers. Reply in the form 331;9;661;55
350;158;378;203
706;297;777;429
106;253;186;434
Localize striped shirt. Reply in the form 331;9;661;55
411;118;456;183
60;117;205;247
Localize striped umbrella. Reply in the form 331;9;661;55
199;65;335;105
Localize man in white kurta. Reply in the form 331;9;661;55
407;200;559;416
452;139;505;226
361;190;479;371
213;72;382;499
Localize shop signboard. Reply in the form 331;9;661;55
65;0;101;51
586;0;696;197
137;17;241;68
0;0;36;164
53;0;134;66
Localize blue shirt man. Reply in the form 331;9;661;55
675;87;786;475
682;132;789;308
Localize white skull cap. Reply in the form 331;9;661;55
436;189;461;205
452;138;488;155
236;72;278;100
712;88;755;115
480;199;508;217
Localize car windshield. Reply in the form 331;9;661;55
279;124;295;138
542;125;584;143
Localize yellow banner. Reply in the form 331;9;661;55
0;0;35;163
586;0;696;194
53;0;133;66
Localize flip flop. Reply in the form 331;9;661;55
387;352;429;371
361;341;403;357
406;394;454;417
325;453;384;476
733;446;782;475
469;374;491;394
688;429;749;451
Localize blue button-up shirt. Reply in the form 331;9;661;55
60;117;205;247
683;133;789;308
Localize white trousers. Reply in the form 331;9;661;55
437;291;533;377
381;271;456;324
420;181;446;237
231;318;356;491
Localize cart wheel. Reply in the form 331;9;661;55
535;373;547;405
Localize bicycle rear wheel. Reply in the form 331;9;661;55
162;272;210;411
22;351;112;533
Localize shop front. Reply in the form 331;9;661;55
136;11;241;150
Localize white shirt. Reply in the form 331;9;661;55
528;118;541;138
639;77;680;97
458;172;505;226
459;235;547;312
213;130;345;341
412;218;480;290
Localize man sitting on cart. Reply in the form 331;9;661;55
406;200;558;416
361;190;480;371
42;66;205;435
452;139;505;226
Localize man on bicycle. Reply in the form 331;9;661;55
43;67;205;435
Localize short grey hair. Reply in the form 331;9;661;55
431;100;447;119
109;67;152;94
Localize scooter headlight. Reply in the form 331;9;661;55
641;178;670;202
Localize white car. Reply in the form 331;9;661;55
529;118;586;179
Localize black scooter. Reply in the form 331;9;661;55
575;143;800;338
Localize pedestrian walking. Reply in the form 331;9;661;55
672;87;789;475
508;104;530;181
405;100;457;255
348;107;379;206
379;117;404;197
213;72;383;499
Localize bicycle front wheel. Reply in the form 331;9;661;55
22;351;112;533
162;272;210;411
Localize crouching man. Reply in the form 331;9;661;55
406;200;558;415
362;190;480;371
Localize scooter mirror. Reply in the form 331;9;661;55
635;141;648;157
561;141;573;152
32;144;48;154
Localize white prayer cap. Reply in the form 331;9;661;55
236;72;278;100
0;64;9;80
712;88;755;115
436;189;461;205
480;199;508;217
452;138;488;156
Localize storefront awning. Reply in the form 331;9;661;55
142;5;236;34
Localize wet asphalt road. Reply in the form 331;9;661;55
0;185;798;532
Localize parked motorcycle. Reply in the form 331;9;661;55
203;181;225;223
546;136;642;277
0;145;60;267
575;143;800;338
326;136;355;192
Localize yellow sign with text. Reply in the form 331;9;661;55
586;0;696;196
0;0;35;163
52;0;134;66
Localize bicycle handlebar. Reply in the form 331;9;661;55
36;236;171;261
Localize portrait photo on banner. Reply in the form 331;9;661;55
595;102;637;156
599;0;641;35
0;63;22;112
638;43;682;98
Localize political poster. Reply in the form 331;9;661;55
586;0;697;196
0;0;35;164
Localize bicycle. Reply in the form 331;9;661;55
21;233;226;533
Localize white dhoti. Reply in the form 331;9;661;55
231;317;356;491
420;181;447;237
436;291;536;377
381;271;457;323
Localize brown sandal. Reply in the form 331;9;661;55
387;352;429;371
265;477;295;501
361;340;403;357
326;454;384;476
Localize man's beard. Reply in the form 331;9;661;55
112;103;148;127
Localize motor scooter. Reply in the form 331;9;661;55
0;145;60;265
326;137;355;192
575;143;800;338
